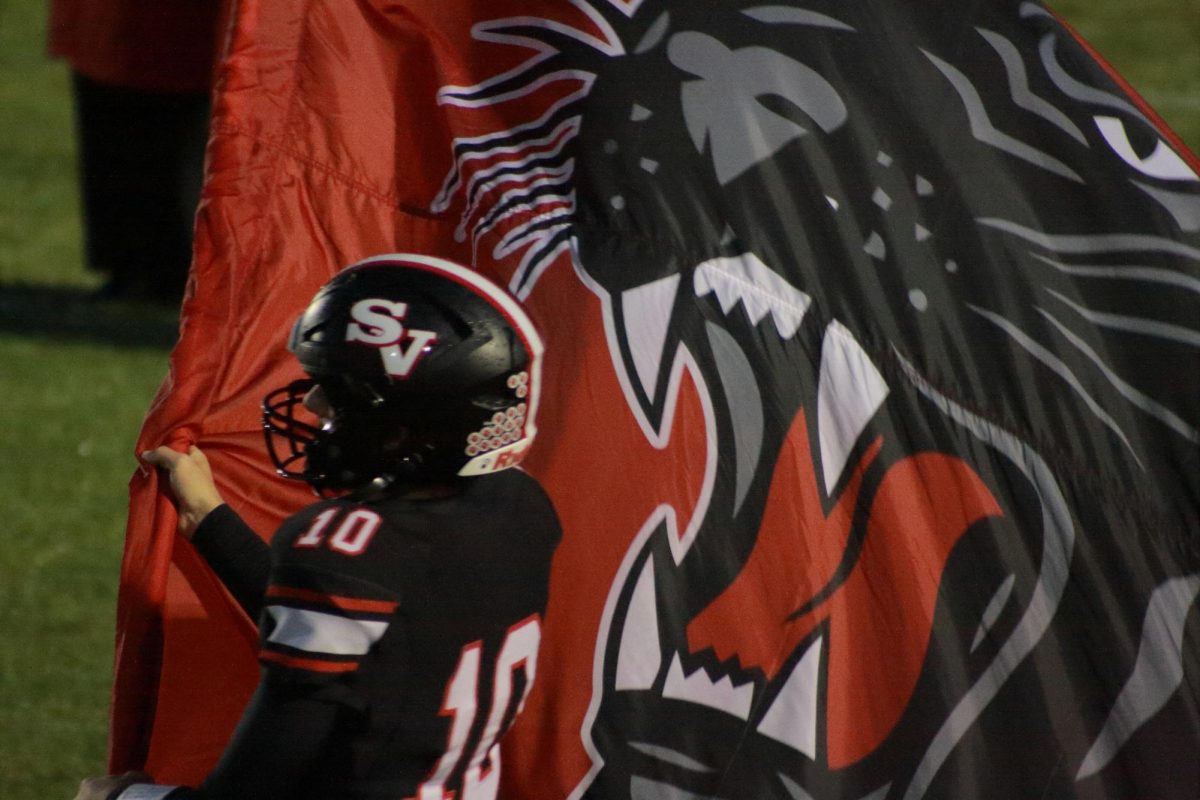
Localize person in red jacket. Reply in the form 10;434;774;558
48;0;223;304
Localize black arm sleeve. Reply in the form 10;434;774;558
144;678;350;800
191;504;272;619
200;678;349;799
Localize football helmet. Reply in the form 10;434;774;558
263;253;544;494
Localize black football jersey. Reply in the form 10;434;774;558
182;468;561;800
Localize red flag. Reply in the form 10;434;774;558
114;2;1200;798
112;2;612;790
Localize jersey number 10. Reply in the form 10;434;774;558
418;616;541;800
294;508;381;555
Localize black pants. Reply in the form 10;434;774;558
72;72;210;303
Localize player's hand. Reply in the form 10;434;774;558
142;445;226;539
73;771;150;800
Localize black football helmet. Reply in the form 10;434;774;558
263;253;544;494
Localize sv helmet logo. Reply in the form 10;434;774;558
346;298;438;378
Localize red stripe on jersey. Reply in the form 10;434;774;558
260;649;361;673
265;585;399;614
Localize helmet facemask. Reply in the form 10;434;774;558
262;378;321;484
264;374;421;495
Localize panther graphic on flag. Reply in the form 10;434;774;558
430;2;1200;798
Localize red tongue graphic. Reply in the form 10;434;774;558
687;409;1002;768
686;410;874;679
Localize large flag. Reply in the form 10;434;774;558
112;1;1200;797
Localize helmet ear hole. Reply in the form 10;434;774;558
472;393;512;412
313;373;388;411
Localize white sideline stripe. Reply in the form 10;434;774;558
266;605;390;656
117;784;181;800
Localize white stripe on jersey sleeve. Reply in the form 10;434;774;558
116;784;181;800
266;605;390;656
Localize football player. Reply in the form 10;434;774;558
78;254;561;799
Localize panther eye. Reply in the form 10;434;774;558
1095;115;1198;181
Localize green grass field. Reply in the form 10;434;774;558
0;2;177;793
0;0;1196;797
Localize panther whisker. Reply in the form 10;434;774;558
978;218;1200;259
1037;308;1200;443
1028;253;1200;295
968;305;1144;468
1044;289;1200;348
